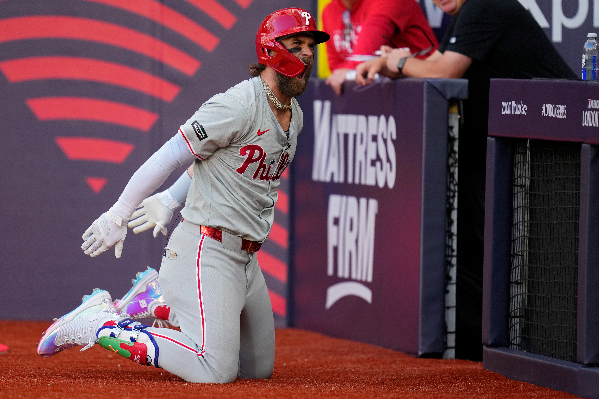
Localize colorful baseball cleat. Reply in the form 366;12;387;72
97;319;160;367
37;288;119;357
114;267;174;327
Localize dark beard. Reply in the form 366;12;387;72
276;57;312;98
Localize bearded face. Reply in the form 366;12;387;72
272;32;316;98
276;56;313;98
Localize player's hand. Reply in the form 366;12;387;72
81;210;128;258
127;191;181;237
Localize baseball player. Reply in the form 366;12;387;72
37;8;329;384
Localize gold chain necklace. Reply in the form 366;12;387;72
261;79;291;110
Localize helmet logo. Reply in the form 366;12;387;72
300;11;311;26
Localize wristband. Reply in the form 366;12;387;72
160;191;182;210
396;56;410;73
106;209;125;226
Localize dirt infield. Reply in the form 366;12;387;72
0;321;581;398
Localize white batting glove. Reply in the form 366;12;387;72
81;209;128;258
127;191;181;237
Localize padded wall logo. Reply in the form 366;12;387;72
541;103;567;119
0;0;252;193
312;100;397;189
325;195;378;309
501;100;528;115
312;100;398;309
582;99;599;127
311;101;393;309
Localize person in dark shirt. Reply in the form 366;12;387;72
355;0;577;360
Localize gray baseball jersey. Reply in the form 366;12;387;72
179;76;301;242
143;76;302;382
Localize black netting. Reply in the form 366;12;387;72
509;139;580;362
444;105;459;357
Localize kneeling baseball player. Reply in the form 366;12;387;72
37;8;329;383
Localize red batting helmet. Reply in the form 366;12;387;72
256;8;329;77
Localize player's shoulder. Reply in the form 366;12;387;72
203;77;260;114
226;77;259;100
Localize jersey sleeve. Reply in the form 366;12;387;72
444;0;505;61
179;93;249;160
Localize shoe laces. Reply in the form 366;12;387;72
152;319;169;328
60;300;117;351
55;315;101;351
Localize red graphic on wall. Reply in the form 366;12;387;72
0;0;250;193
0;0;292;327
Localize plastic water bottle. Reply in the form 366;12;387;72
582;33;598;81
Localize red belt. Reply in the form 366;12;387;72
200;225;262;254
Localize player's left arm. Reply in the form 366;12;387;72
81;135;195;258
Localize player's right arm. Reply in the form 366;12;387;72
127;165;194;237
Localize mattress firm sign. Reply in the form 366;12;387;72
311;101;398;309
294;78;467;355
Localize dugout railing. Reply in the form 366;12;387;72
483;79;599;399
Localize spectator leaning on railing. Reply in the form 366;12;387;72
356;0;577;360
322;0;438;95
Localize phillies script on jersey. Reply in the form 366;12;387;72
236;145;290;181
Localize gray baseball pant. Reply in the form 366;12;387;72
143;219;275;383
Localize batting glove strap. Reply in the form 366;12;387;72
105;209;125;227
160;191;182;210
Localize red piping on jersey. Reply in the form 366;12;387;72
179;128;204;160
196;235;207;357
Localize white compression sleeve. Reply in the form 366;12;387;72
110;134;196;219
166;169;193;205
